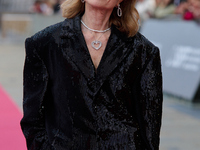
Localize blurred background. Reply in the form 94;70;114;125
0;0;200;149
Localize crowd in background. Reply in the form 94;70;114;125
30;0;200;22
30;0;64;15
136;0;200;22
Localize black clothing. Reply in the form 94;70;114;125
20;15;163;150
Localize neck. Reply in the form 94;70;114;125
81;3;112;31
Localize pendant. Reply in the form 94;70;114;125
91;40;102;50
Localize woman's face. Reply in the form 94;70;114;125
85;0;123;10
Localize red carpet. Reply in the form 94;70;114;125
0;85;26;150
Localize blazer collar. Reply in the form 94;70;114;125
60;15;136;94
60;15;95;82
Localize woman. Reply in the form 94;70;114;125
20;0;163;149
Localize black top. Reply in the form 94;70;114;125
20;15;163;150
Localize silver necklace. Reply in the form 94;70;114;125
81;20;111;33
81;20;111;50
91;32;105;50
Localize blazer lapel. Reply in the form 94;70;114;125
95;26;136;95
60;16;96;82
60;15;136;95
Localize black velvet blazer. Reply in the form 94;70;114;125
20;15;163;150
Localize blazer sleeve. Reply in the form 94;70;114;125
135;47;163;150
20;38;52;150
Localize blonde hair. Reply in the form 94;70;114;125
61;0;140;37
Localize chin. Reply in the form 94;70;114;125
86;0;115;9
